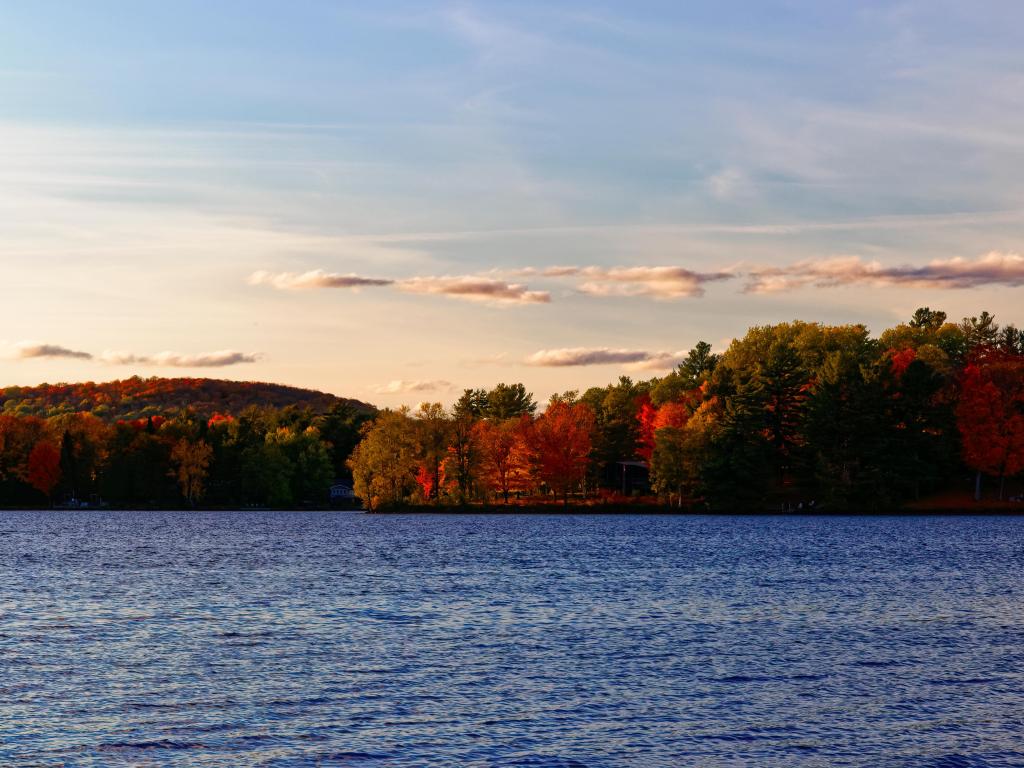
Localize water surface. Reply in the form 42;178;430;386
1;512;1022;766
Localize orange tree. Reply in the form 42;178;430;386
475;416;531;504
527;401;596;507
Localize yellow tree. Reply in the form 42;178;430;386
170;438;213;507
347;408;419;511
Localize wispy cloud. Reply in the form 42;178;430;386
12;341;260;368
398;275;550;304
373;379;453;394
526;347;655;367
16;342;93;360
248;269;394;290
548;265;735;299
99;350;261;367
249;269;549;305
744;251;1024;293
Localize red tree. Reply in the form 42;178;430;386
636;396;658;462
529;401;595;507
415;463;445;500
207;412;235;428
637;393;699;462
957;353;1024;500
27;442;62;503
475;416;531;503
889;347;917;379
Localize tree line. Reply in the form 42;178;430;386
0;403;370;508
1;307;1022;510
349;308;1024;511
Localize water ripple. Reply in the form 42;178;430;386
0;511;1022;766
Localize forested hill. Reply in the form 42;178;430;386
0;377;375;421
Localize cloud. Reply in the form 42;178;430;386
99;350;261;367
525;346;694;369
398;276;550;304
374;379;453;394
248;269;548;305
16;342;93;360
541;265;734;299
540;265;585;277
744;251;1024;293
624;351;689;371
248;269;394;290
526;347;658;367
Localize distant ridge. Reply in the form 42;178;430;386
0;376;376;421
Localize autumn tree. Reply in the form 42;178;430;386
528;400;595;507
637;393;698;462
880;308;964;367
27;442;62;503
170;438;213;507
957;353;1024;500
347;408;419;511
415;402;451;502
636;396;659;462
649;398;721;508
51;413;112;501
475;416;531;503
0;414;47;487
447;411;482;504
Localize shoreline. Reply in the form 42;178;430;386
4;504;1024;516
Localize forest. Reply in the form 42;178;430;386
0;376;370;421
1;308;1023;511
0;394;372;509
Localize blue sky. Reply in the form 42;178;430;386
2;2;1023;404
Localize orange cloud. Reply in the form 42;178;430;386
399;276;550;305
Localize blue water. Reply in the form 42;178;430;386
1;513;1023;767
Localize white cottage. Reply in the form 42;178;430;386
330;482;356;501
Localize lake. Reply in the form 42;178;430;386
1;512;1022;766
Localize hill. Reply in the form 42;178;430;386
0;377;376;422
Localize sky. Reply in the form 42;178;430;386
2;1;1024;406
